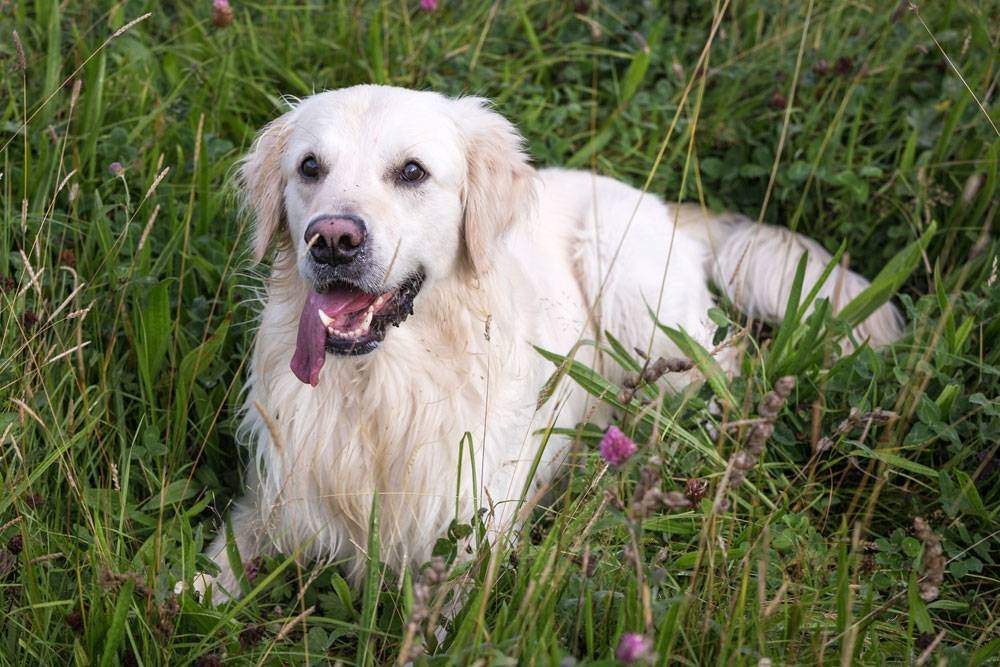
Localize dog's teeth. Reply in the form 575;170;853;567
318;310;334;328
374;295;385;308
361;308;374;331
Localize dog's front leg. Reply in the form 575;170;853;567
193;481;274;604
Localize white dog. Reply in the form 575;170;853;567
195;85;901;601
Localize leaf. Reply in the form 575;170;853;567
620;43;651;104
603;330;643;373
971;638;1000;667
837;222;936;332
700;157;724;178
535;345;625;410
134;279;171;402
330;573;356;620
655;322;736;407
173;319;230;442
767;251;809;369
100;578;135;667
848;447;938;479
224;514;248;598
907;573;934;634
948;557;983;579
140;479;200;511
969;393;999;417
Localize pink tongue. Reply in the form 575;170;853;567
290;286;379;386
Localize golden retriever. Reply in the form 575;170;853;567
193;85;901;601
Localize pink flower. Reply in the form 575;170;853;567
420;0;438;11
212;0;234;27
615;633;653;663
108;161;124;176
599;426;637;467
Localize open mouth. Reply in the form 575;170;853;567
290;272;425;385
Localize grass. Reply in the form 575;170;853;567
1;0;998;664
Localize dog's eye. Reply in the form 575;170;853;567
299;156;321;180
399;161;426;184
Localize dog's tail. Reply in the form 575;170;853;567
697;213;904;348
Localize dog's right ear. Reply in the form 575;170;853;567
239;113;292;262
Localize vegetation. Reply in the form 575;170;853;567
1;1;997;664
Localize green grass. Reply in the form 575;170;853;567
1;1;998;664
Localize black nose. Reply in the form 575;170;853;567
304;215;367;265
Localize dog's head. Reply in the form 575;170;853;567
240;86;535;385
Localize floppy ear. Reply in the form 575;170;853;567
457;97;535;277
239;113;292;262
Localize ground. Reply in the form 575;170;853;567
1;1;998;665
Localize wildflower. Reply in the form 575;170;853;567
155;595;180;641
962;173;983;205
244;556;263;583
599;426;637;467
211;0;234;27
603;488;626;512
239;623;267;649
6;535;22;555
0;550;15;577
399;557;448;661
570;548;598;577
12;30;26;72
619;357;691;403
22;309;39;331
671;59;684;80
715;376;795;511
615;633;654;663
813;59;829;76
891;0;915;24
834;57;854;76
913;517;944;602
643;356;691;383
419;0;438;11
629;459;691;520
768;91;788;110
108;161;124;176
65;609;84;634
815;407;896;453
684;478;708;504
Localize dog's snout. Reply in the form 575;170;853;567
305;215;367;265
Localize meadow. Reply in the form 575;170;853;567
1;0;998;664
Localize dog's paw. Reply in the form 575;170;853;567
191;571;214;600
188;571;236;605
191;572;231;607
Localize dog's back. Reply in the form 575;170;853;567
528;168;902;384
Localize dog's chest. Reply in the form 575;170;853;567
246;337;539;572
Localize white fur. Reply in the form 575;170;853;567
195;85;902;601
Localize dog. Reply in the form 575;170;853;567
193;85;902;602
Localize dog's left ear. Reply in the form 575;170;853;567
456;97;535;277
240;112;292;262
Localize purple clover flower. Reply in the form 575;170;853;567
615;633;653;663
600;426;637;467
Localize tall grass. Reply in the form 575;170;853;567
1;1;998;664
